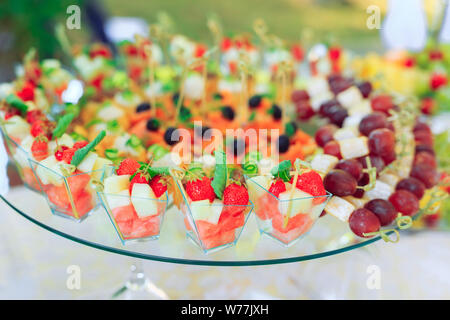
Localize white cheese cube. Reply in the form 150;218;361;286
311;154;339;174
365;180;394;200
337;86;363;109
338;137;369;159
325;196;355;222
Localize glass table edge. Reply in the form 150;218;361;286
1;194;388;267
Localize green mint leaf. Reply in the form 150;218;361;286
71;130;106;167
211;149;227;199
285;122;296;138
5;94;28;114
53;113;75;139
271;160;292;182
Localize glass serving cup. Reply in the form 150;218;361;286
1;129;42;192
174;179;254;254
98;166;168;244
29;158;102;221
246;175;332;246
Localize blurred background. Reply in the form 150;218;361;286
0;0;445;81
0;0;449;299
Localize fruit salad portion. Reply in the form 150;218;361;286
246;160;331;245
99;158;169;242
176;151;254;253
31;130;110;220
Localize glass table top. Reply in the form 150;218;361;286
0;186;401;266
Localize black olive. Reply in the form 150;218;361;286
229;138;245;156
164;127;179;145
136;102;151;113
271;104;282;120
248;95;262;109
221;106;235;120
277;134;290;153
146;118;160;131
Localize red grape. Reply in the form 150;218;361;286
323;169;357;196
329;77;353;95
359;155;385;177
382;150;396;165
357;81;373;98
349;208;381;238
414;151;437;169
359;112;389;136
335;159;363;181
327;105;348;127
389;190;419;216
364;199;397;226
396;177;426;199
323;140;342;159
371;95;394;114
410;163;438;188
414;130;433;146
368;128;395;158
319;100;340;117
413;121;431;135
291;89;309;103
415;144;435;156
353;188;365;199
315;124;337;147
296;101;315;120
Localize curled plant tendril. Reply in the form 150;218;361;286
357;156;376;192
396;213;413;230
59;163;76;177
363;213;413;243
242;162;258;175
91;179;104;192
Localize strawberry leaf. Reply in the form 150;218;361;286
271;160;291;182
211;149;227;199
71;130;106;167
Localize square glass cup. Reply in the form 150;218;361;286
174;179;254;254
30;158;102;221
98;166;168;244
246;175;332;246
1;128;41;192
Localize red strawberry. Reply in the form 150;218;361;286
117;158;141;176
194;44;207;58
291;170;326;197
73;140;89;149
55;145;69;161
26;110;44;124
30;120;45;137
291;170;327;204
268;179;287;198
129;173;149;194
430;73;447;90
223;183;249;206
61;147;76;164
17;82;35;101
223;183;249;217
185;176;215;203
149;175;167;198
31;137;48;161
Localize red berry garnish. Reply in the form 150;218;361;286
116;158;141;176
149;175;167;198
185;176;215;203
268;179;287;198
129;173;149;194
